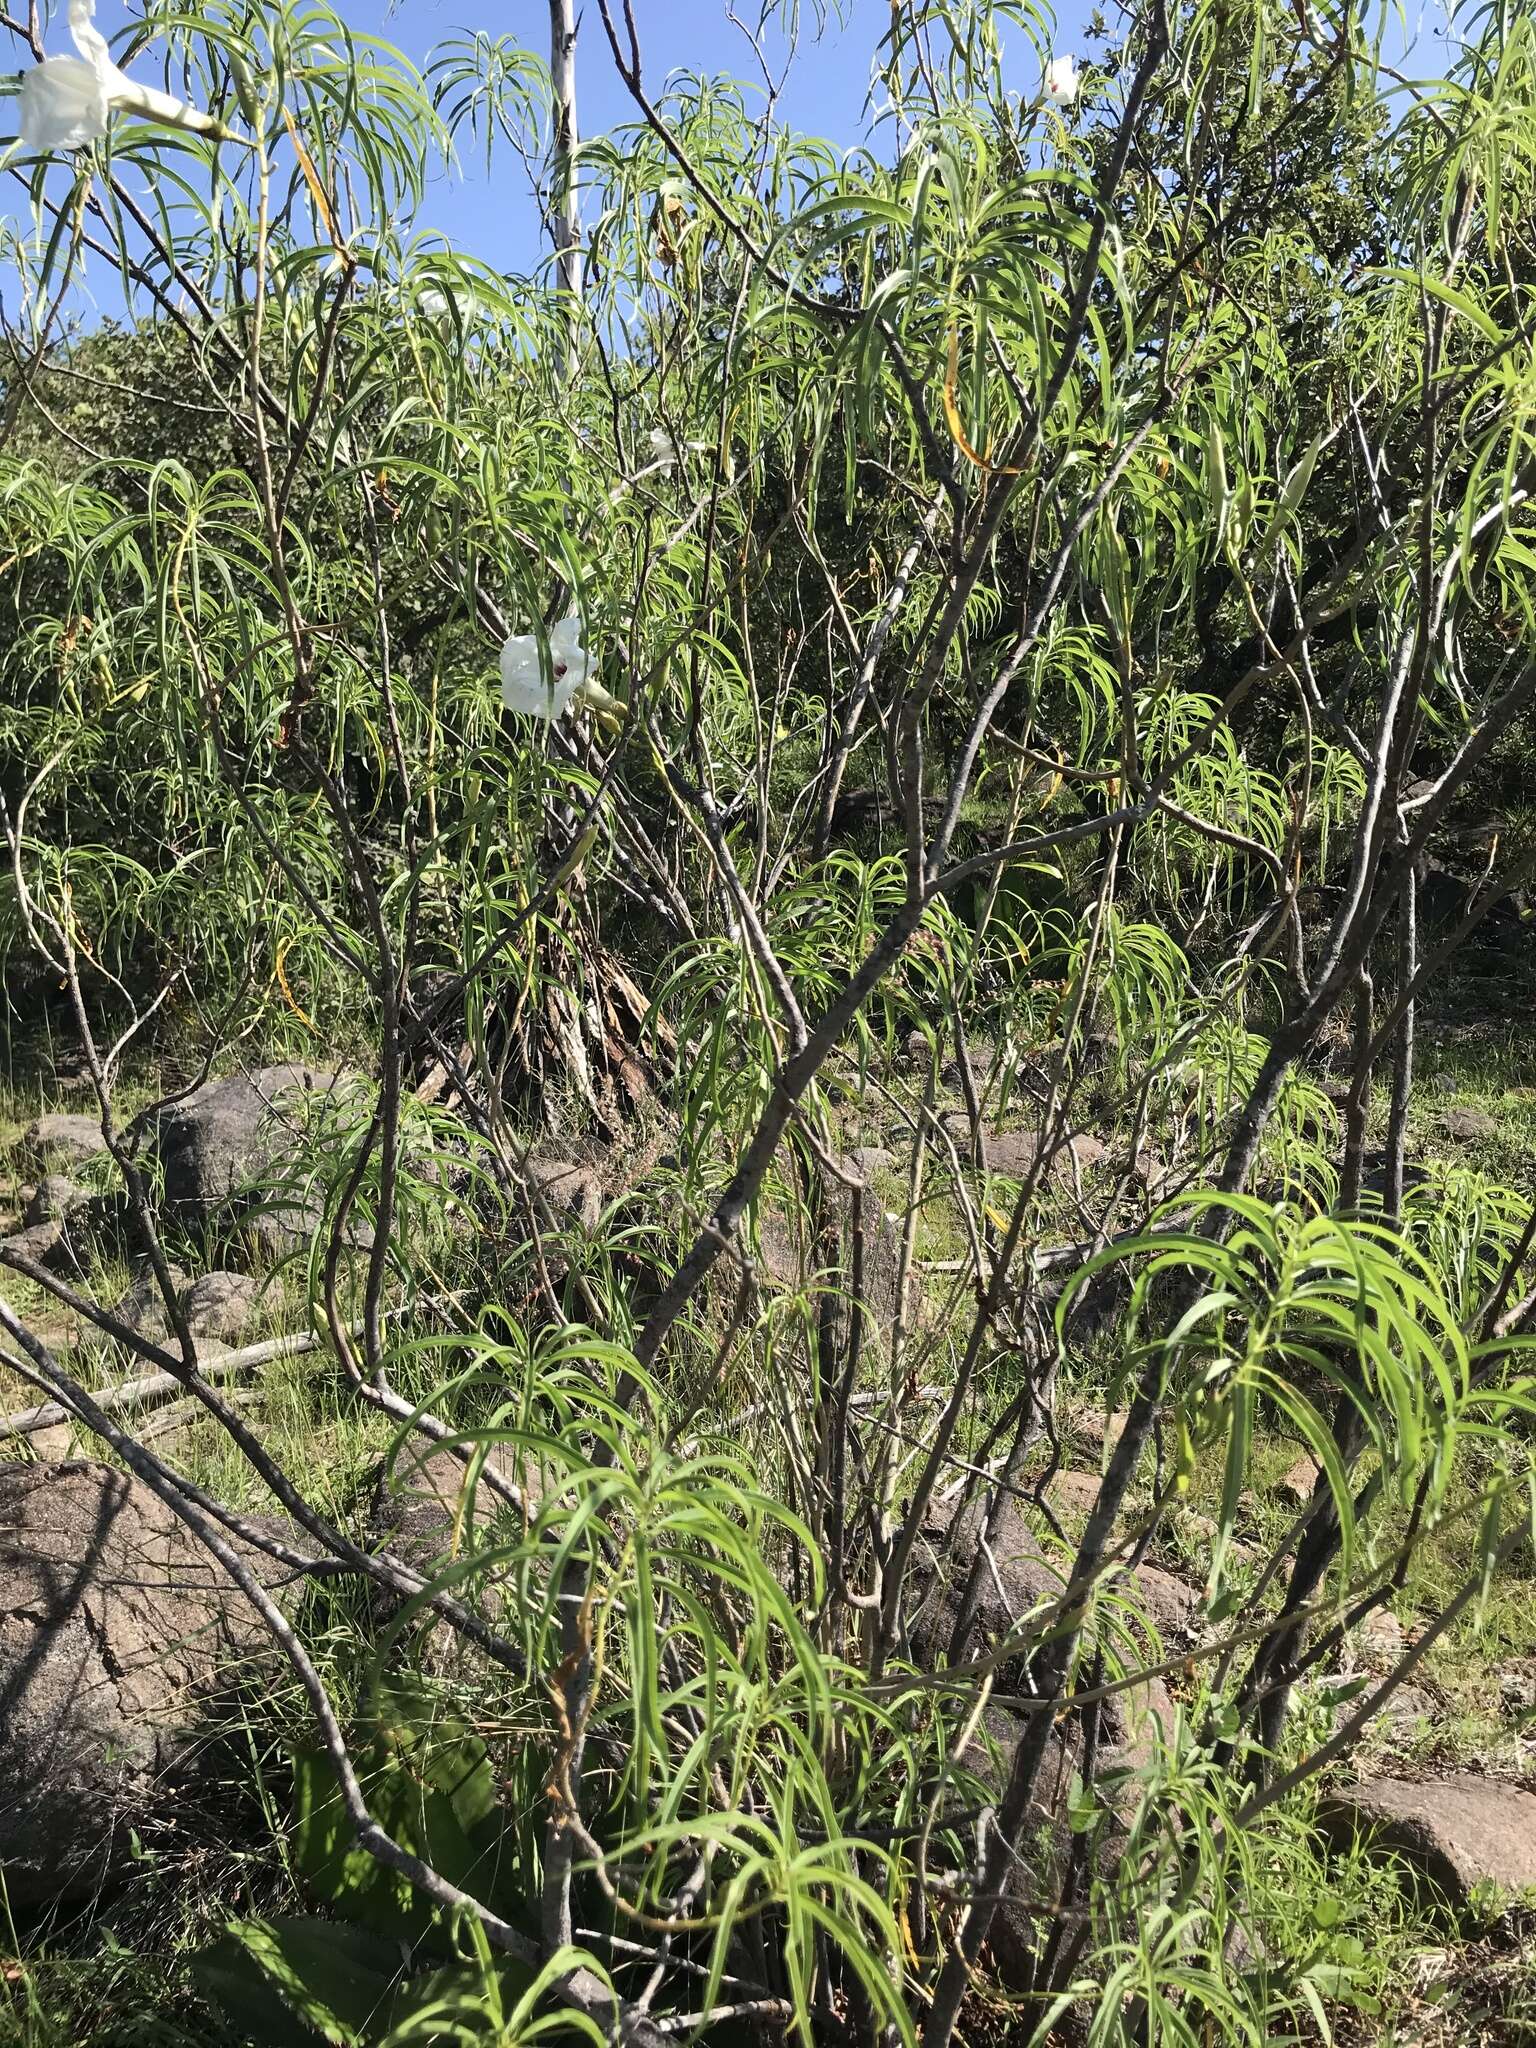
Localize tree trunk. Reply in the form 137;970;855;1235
548;0;581;373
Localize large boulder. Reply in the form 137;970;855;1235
957;1654;1176;1995
848;1484;1193;1995
0;1462;279;1907
1320;1774;1536;1910
134;1065;342;1244
908;1481;1186;1986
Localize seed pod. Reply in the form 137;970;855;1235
1207;417;1231;548
1251;431;1324;562
230;52;261;129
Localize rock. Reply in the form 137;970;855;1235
524;1157;602;1230
1417;857;1528;947
181;1270;263;1344
1125;1148;1173;1197
18;1113;111;1170
134;1065;341;1243
1172;1505;1220;1550
1274;1453;1322;1509
843;1146;896;1178
1417;859;1477;938
24;1175;86;1227
914;1500;1067;1679
1060;1132;1109;1180
1039;1251;1132;1344
913;1491;1201;1685
1098;1671;1176;1778
1356;1606;1406;1665
975;1667;1176;1990
900;1027;931;1072
946;1124;1108;1185
1064;1403;1132;1458
1320;1775;1536;1909
920;1484;1190;1994
761;1181;920;1354
1127;1565;1200;1643
1046;1469;1104;1517
1439;1107;1498;1144
829;785;888;837
1378;1684;1439;1736
106;1264;190;1346
369;1436;541;1573
368;1437;544;1673
0;1219;67;1269
7;1189;132;1279
0;1462;278;1906
1497;1666;1534;1714
1361;1153;1431;1202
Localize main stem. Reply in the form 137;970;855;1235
549;0;581;379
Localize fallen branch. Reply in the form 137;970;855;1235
0;1328;323;1439
138;1386;264;1444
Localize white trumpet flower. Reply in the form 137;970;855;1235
19;0;236;153
19;53;111;150
1043;54;1079;105
647;426;680;472
499;615;624;724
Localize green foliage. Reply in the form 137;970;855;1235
6;0;1536;2041
194;1919;592;2047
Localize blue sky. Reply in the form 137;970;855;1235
16;0;1456;304
362;0;936;272
53;0;1090;280
367;0;1452;275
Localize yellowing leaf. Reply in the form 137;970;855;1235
942;326;1025;477
274;936;316;1034
282;107;345;255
